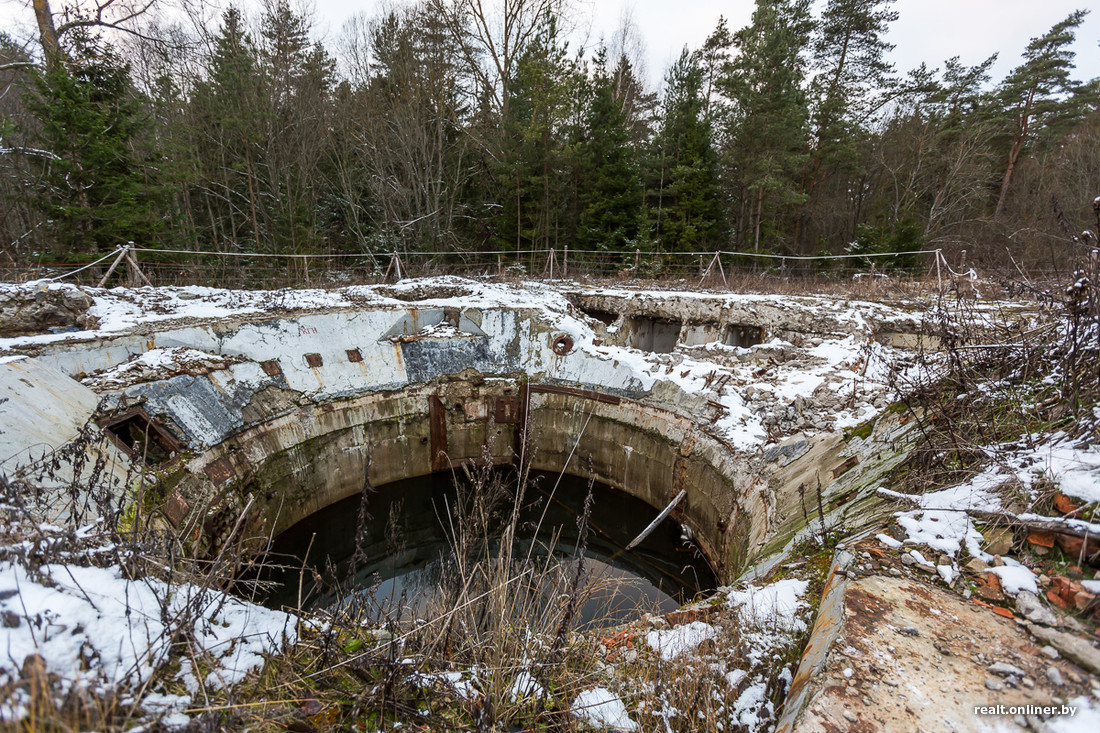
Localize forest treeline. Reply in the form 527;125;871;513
1;0;1098;275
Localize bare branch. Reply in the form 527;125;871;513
0;146;62;160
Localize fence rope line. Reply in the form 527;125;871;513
127;247;554;258
937;250;979;281
45;247;126;281
25;245;960;288
124;246;941;261
717;249;941;261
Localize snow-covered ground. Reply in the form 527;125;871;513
629;577;813;732
879;432;1100;599
0;518;296;727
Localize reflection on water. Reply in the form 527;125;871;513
251;469;717;629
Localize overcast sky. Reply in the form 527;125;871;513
582;0;1100;86
3;0;1098;88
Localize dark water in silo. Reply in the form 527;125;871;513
251;469;717;629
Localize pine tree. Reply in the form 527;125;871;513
810;0;898;152
610;54;658;149
351;4;471;251
189;6;265;249
650;50;724;253
801;0;899;249
721;0;813;251
993;10;1089;216
920;56;999;233
24;30;162;256
258;0;335;252
495;14;576;253
575;50;643;252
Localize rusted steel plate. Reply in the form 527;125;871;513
494;396;520;424
429;394;448;472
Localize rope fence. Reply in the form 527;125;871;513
3;244;984;292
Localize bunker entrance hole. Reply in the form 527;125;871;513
580;307;619;326
627;316;682;353
100;409;181;466
250;468;717;629
724;324;765;348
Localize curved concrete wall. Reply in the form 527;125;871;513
170;378;755;578
1;280;919;583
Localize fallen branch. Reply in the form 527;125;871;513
877;488;1100;541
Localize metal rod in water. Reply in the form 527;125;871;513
625;489;687;550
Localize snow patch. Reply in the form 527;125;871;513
645;621;718;661
989;564;1039;596
571;687;638;731
0;561;296;720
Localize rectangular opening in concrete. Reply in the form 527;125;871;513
680;323;723;347
724;325;765;348
100;409;181;466
627;316;681;353
581;307;618;326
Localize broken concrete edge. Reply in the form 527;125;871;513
775;548;856;733
1029;624;1100;676
741;409;921;583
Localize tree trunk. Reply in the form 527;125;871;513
994;87;1036;218
754;185;764;252
32;0;63;70
244;143;261;250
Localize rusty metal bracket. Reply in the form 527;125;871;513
429;394;448;472
531;384;622;405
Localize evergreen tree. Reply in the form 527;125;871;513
352;4;471;251
699;17;734;123
918;56;999;233
810;0;898;146
610;53;658;150
24;30;162;255
495;14;576;253
189;6;265;249
993;9;1089;216
801;0;898;249
575;50;643;252
258;0;335;252
650;50;724;252
721;0;813;251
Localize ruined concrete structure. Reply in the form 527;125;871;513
12;279;1094;732
0;278;925;583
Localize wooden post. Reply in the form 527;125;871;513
123;246;153;287
97;246;129;288
563;246;569;278
634;248;641;272
384;252;404;282
699;251;724;288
